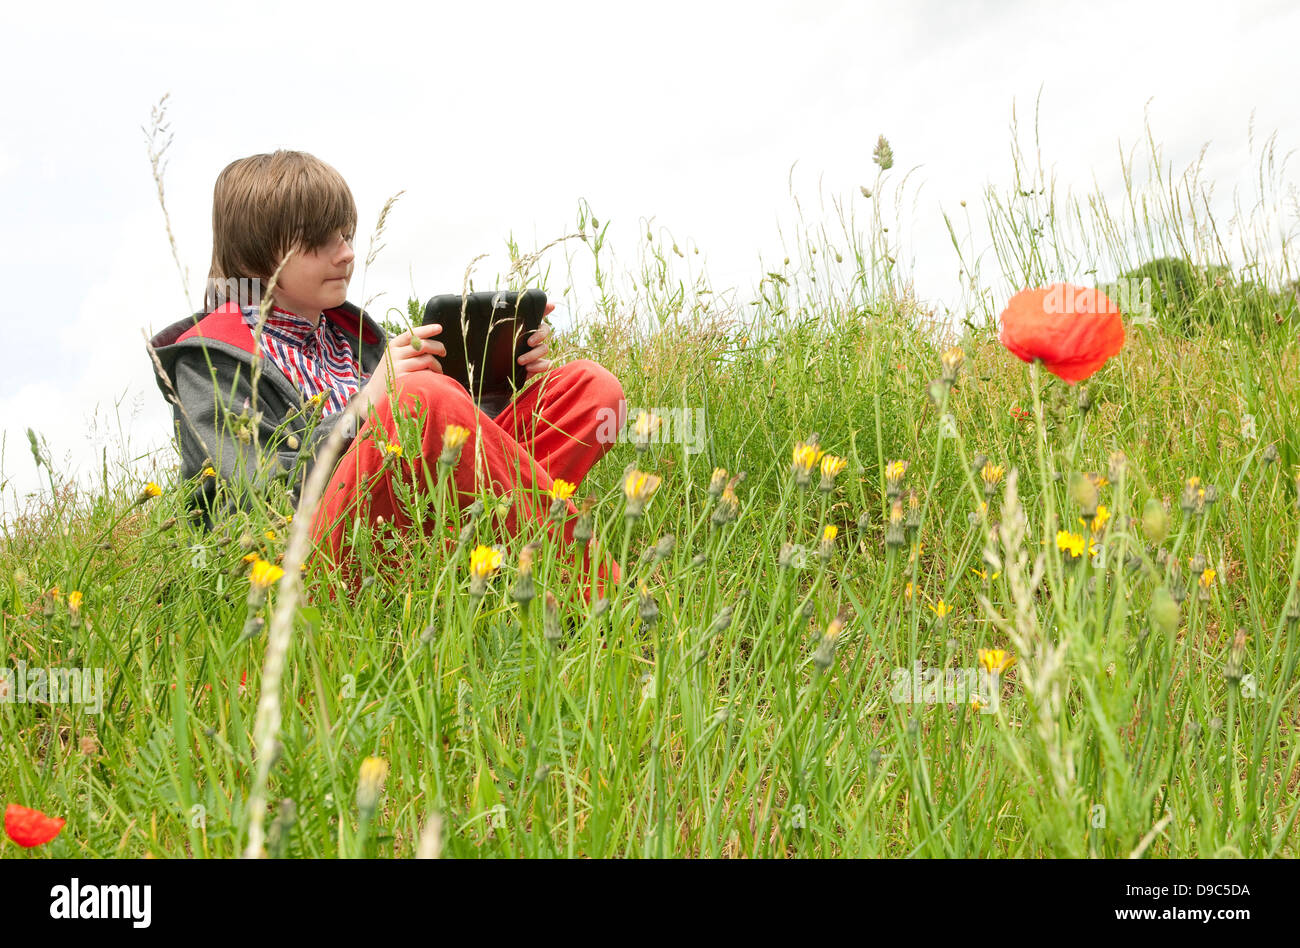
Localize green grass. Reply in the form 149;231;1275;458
2;117;1299;858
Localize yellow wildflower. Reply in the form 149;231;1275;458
632;410;661;451
357;756;389;813
550;479;577;502
470;545;502;579
822;525;838;543
884;460;908;499
200;466;217;479
1199;568;1216;589
939;346;965;384
1056;530;1086;559
249;559;285;590
978;648;1015;675
791;436;826;487
1080;504;1110;535
980;462;1005;495
68;590;83;612
439;424;472;467
928;600;952;618
384;442;403;458
707;468;728;498
623;469;663;518
819;454;847;492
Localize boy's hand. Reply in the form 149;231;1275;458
517;302;555;376
352;323;446;418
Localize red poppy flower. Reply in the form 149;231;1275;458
4;804;66;847
999;283;1125;384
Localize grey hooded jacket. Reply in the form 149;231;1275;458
147;301;388;527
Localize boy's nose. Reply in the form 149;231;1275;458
336;237;355;265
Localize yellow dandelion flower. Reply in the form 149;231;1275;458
439;424;472;468
200;466;217;479
904;582;913;601
884;460;908;498
791;437;825;487
68;590;83;612
384;442;403;457
978;648;1015;675
820;454;847;480
623;469;663;518
550;479;577;502
632;410;661;442
940;346;965;383
1056;530;1086;559
980;462;1005;494
1080;504;1110;535
249;559;285;590
265;529;277;541
470;545;502;579
144;482;161;497
707;467;728;497
822;525;838;543
1199;568;1216;589
928;600;952;618
242;552;259;565
357;756;389;812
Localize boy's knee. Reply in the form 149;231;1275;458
562;359;624;411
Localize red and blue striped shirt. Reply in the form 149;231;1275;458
240;306;365;417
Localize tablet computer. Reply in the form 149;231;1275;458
422;289;546;418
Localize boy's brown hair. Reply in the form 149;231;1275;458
205;150;358;311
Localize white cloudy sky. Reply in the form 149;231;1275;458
1;0;1297;517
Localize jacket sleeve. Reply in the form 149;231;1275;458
169;350;359;526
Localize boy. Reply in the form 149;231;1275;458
147;149;624;588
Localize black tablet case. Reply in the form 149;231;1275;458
422;289;546;419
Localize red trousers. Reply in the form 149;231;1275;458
309;360;625;595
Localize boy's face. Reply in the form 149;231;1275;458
271;229;355;320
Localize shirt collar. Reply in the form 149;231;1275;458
242;305;324;347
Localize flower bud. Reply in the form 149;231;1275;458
1069;473;1098;519
543;591;562;643
1149;586;1180;638
1141;498;1169;544
1224;629;1247;684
